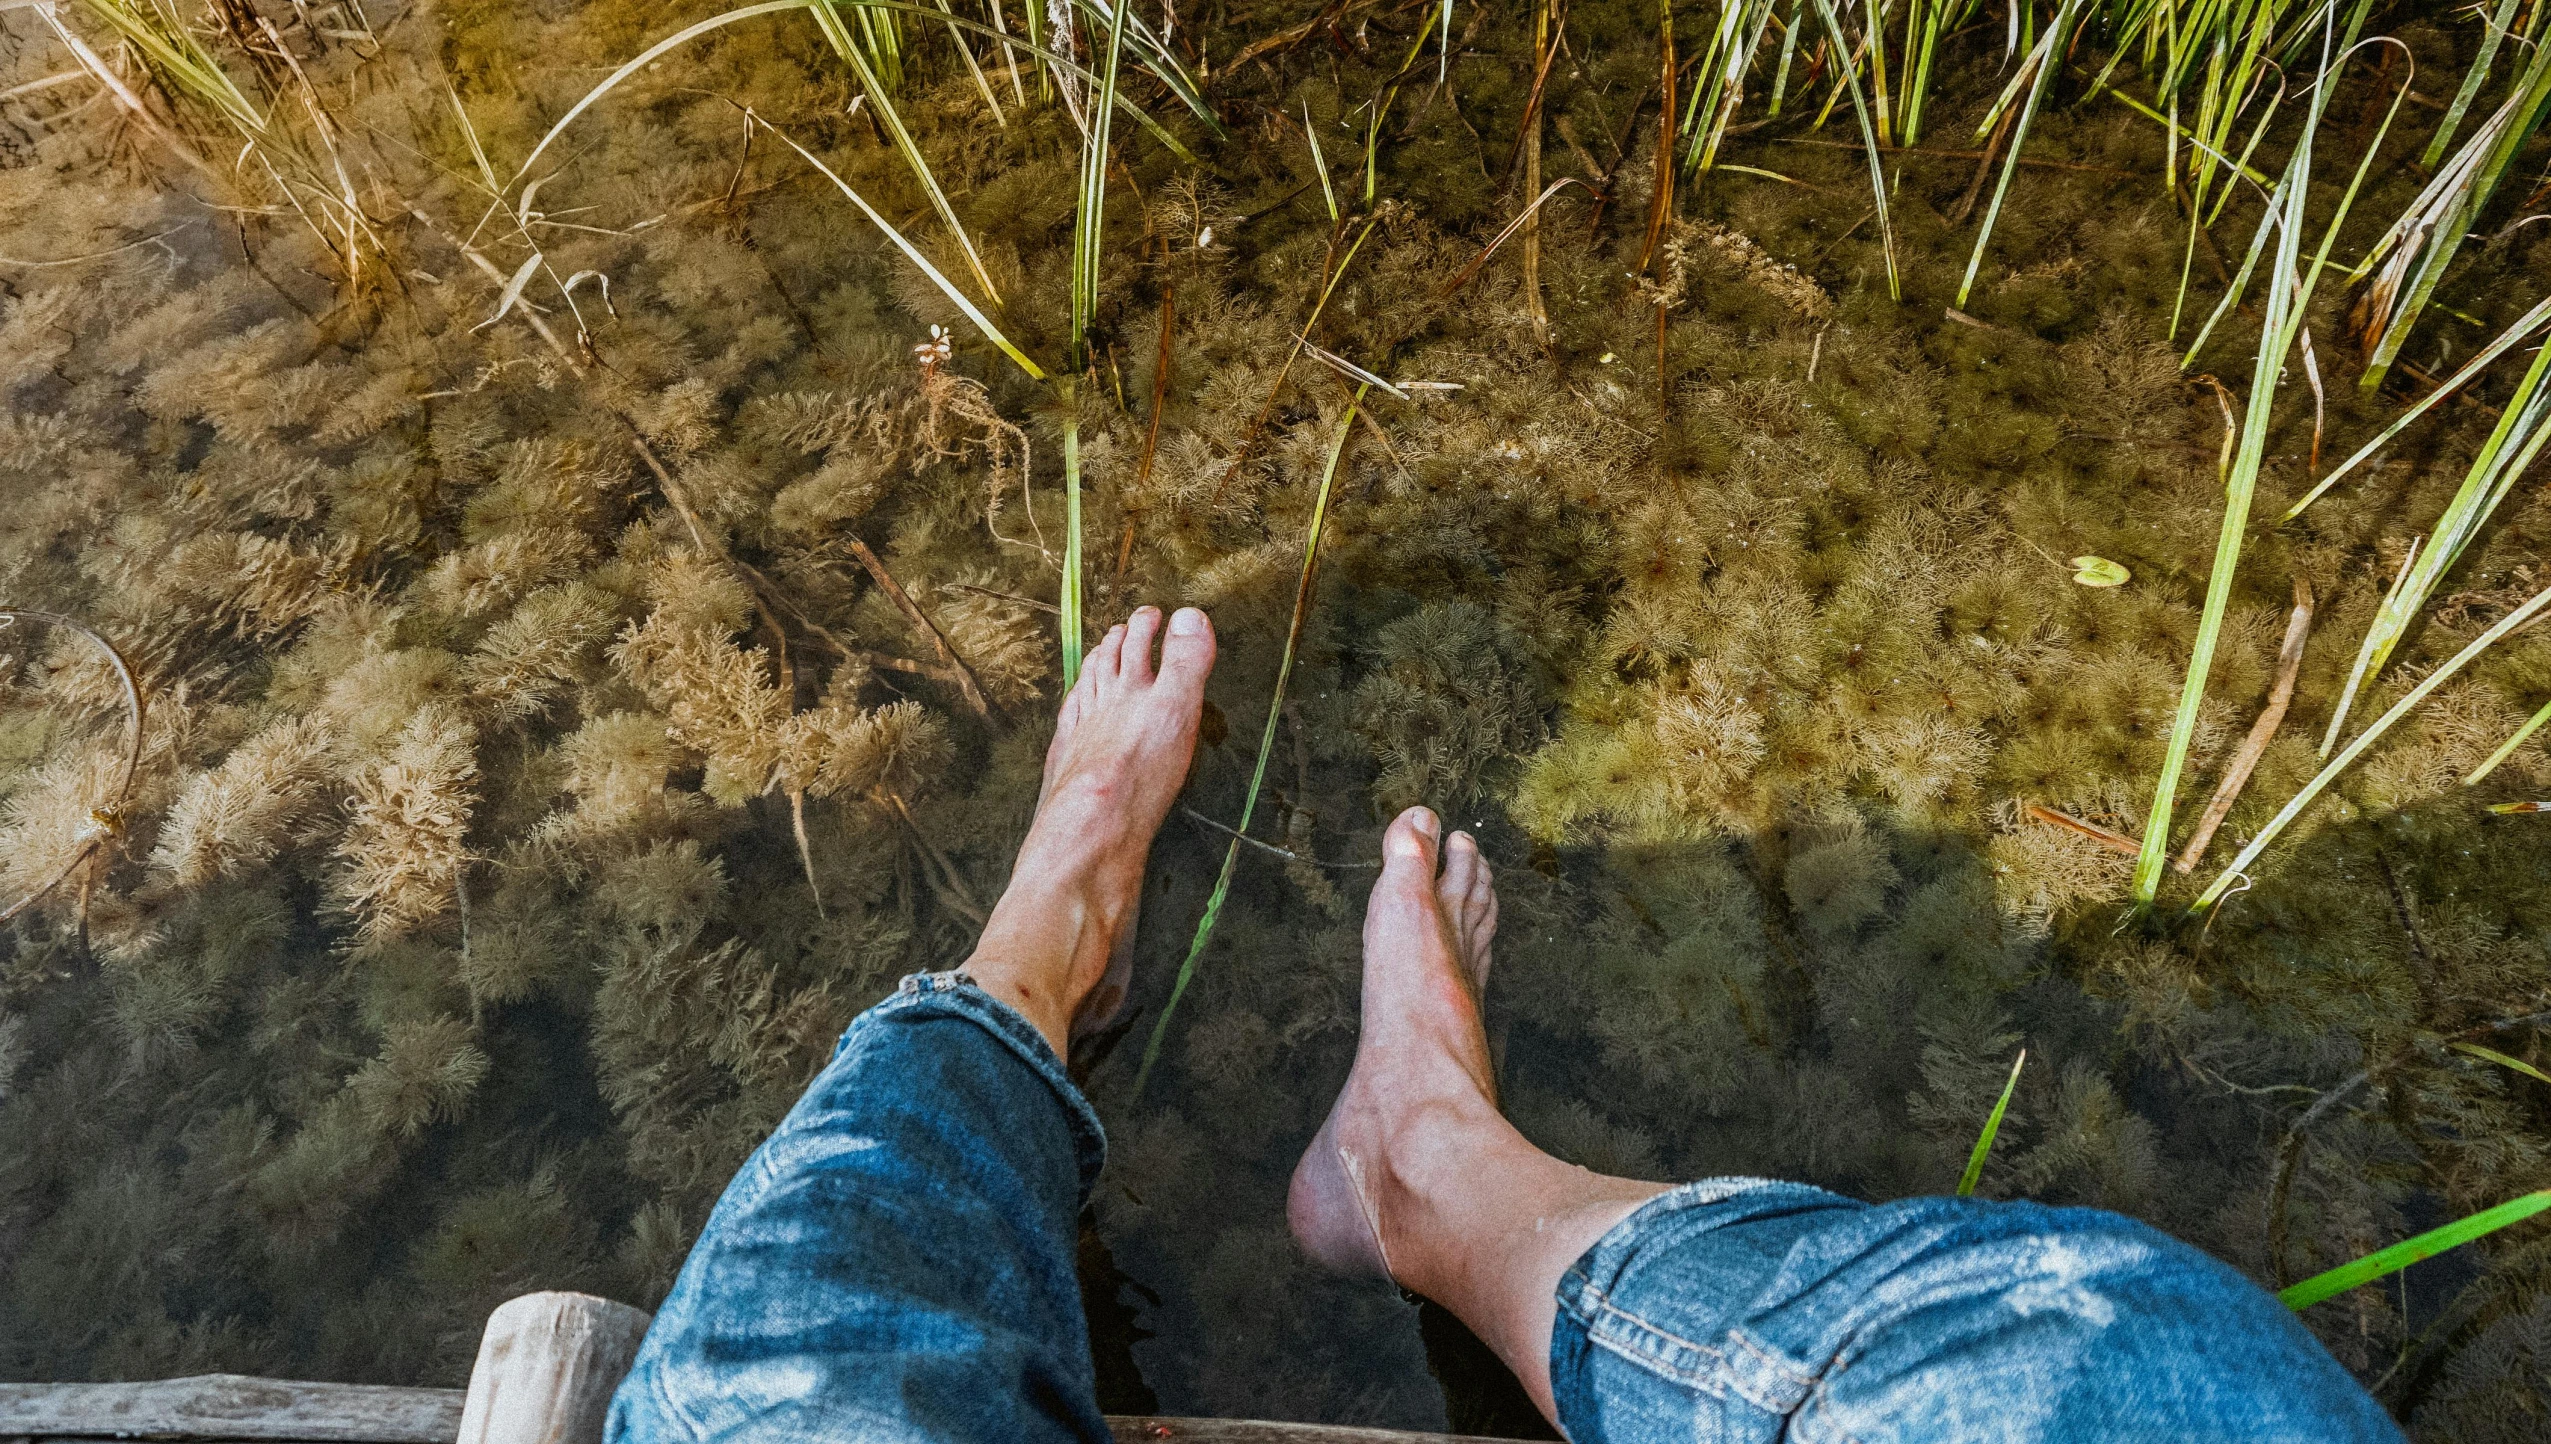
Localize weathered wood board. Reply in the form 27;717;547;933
0;1378;1507;1444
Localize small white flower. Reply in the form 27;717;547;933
913;324;952;372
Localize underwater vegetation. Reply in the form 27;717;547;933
3;0;2551;1435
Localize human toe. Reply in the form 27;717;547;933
1155;607;1216;695
1371;807;1443;913
1438;830;1479;911
1083;622;1128;688
1120;606;1162;684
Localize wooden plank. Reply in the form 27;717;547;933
1109;1421;1510;1443
455;1294;650;1444
3;1378;1504;1443
0;1378;463;1442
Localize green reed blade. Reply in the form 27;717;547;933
2196;583;2551;911
1303;102;1338;221
2319;333;2551;753
73;0;270;136
1063;0;1222;137
2280;1190;2551;1310
1957;0;2088;308
1134;385;1371;1098
2467;699;2551;786
1055;0;1126;687
1060;377;1086;686
514;0;1192;189
2136;160;2300;902
2425;0;2522;168
934;0;1006;124
1957;1049;2027;1197
2454;1042;2551;1089
2283;293;2551;522
808;0;1002;305
2081;72;2273;189
765;125;1045;379
1807;0;1898;298
2137;9;2380;904
1767;0;1804;116
2362;40;2551;392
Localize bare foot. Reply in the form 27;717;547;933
966;605;1216;1057
1288;806;1504;1278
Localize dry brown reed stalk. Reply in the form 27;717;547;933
1639;0;1672;272
2174;579;2315;874
1112;283;1175;597
0;611;146;927
1513;0;1562;344
2023;803;2141;857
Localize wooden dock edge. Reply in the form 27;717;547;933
1;1292;1506;1444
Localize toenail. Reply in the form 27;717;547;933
1169;607;1206;635
1409;807;1439;840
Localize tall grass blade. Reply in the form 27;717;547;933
2279;1190;2551;1310
2360;40;2551;392
808;0;1002;304
1056;0;1127;687
72;0;269;137
1957;0;2088;309
1807;0;1899;298
2424;0;2521;166
2467;700;2551;786
1065;0;1220;136
2453;1042;2551;1089
1134;385;1371;1097
764;124;1045;379
934;0;1006;123
1957;1049;2026;1197
2134;21;2394;902
1303;102;1338;221
514;0;1193;188
2195;582;2551;911
2282;293;2551;522
2318;331;2551;752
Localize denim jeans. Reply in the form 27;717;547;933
608;974;2401;1443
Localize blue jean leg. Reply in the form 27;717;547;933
1551;1179;2405;1444
606;971;1110;1444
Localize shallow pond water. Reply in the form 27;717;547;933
2;1;2549;1436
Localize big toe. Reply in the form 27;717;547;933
1366;807;1444;937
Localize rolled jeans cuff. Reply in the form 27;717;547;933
882;969;1108;1199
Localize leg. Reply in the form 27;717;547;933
1292;807;2403;1443
1288;806;1666;1420
609;607;1215;1444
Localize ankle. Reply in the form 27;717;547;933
965;876;1126;1054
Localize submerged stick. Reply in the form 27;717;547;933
841;535;996;720
2023;803;2140;857
2175;578;2315;873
